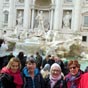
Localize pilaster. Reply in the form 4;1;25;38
23;0;31;29
53;0;62;30
72;0;81;31
8;0;15;28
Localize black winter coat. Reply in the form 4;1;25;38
22;67;45;88
44;76;67;88
0;73;16;88
23;73;45;88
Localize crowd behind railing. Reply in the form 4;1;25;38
0;39;88;88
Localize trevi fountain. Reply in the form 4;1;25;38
0;0;88;70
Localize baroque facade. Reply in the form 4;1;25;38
0;0;88;45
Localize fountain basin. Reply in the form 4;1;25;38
15;37;43;55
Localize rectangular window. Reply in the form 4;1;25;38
84;16;88;27
67;0;72;2
65;0;72;2
82;36;87;42
17;0;24;3
5;0;9;2
4;14;8;23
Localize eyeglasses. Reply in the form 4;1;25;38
52;69;60;73
69;66;77;70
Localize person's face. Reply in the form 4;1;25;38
69;64;79;76
26;62;36;73
51;66;61;78
10;62;19;73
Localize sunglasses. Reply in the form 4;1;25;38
69;66;77;69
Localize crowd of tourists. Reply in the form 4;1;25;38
0;39;88;88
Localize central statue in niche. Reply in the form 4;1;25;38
36;11;44;29
35;11;45;36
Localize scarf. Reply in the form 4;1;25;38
1;67;23;88
69;71;81;88
50;75;61;88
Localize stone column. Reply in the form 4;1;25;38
23;0;31;29
0;0;3;28
53;0;62;30
31;9;35;29
31;0;35;29
8;0;15;28
72;0;81;31
50;8;54;30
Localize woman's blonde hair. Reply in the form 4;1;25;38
6;57;21;69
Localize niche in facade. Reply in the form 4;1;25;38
35;0;51;6
16;10;24;25
62;10;72;29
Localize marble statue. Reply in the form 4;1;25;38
0;39;8;57
17;11;23;26
45;30;54;42
63;11;71;29
14;11;24;39
35;11;45;36
36;11;44;29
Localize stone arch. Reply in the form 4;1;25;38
3;10;9;13
35;0;51;6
